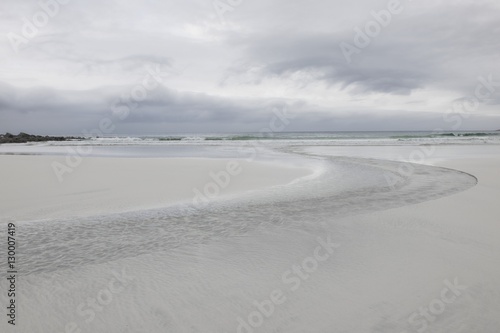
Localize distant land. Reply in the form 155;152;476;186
0;132;83;144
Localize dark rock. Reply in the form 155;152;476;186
0;132;85;144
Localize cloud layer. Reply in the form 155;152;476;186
1;0;499;134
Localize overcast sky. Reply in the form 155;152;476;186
1;0;500;134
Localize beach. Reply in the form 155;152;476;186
0;155;313;221
3;0;499;330
0;140;499;332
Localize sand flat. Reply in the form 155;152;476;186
1;145;499;332
307;146;500;331
0;155;313;221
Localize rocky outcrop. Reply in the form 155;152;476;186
0;132;84;144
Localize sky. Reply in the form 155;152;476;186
1;0;500;135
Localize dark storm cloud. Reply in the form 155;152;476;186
0;81;303;134
1;81;497;135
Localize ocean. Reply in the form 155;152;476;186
69;130;500;145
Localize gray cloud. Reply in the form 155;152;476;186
1;0;499;133
0;81;497;135
224;1;500;95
